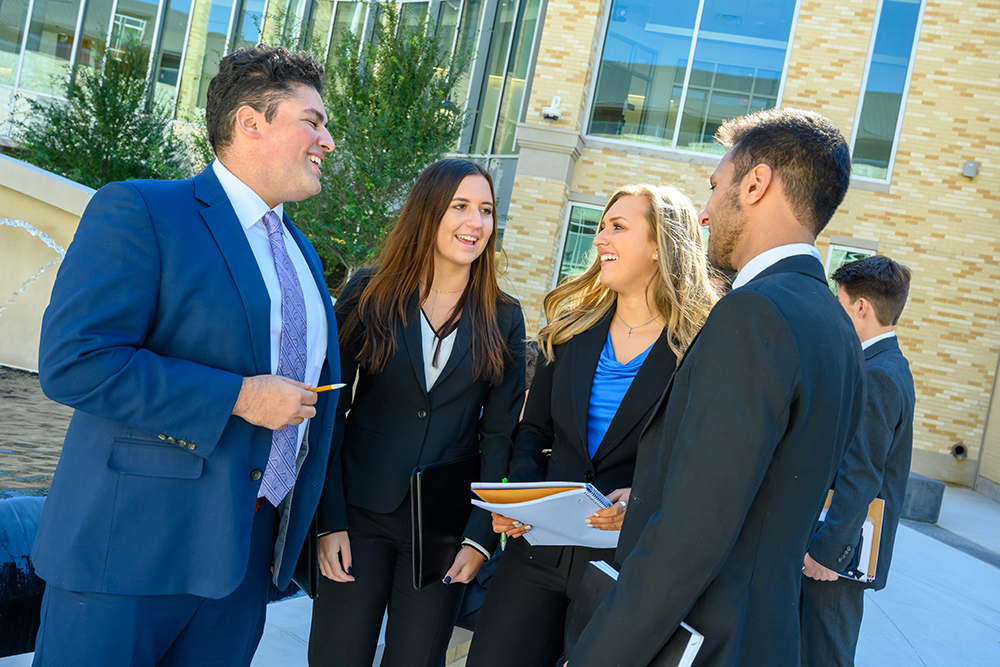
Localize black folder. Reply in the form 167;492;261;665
565;561;703;666
410;453;480;589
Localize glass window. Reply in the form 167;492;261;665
194;0;235;108
469;0;516;154
151;0;194;102
110;0;159;58
588;0;796;154
73;0;113;69
558;205;603;282
325;1;364;71
491;0;539;154
825;244;876;293
399;1;427;29
232;0;266;50
449;0;481;109
18;0;84;95
0;0;30;86
851;0;924;181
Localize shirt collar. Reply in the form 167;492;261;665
731;243;822;290
211;159;284;232
862;330;896;350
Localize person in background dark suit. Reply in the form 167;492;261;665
801;255;915;667
467;184;718;667
567;108;868;667
308;159;526;667
31;45;339;667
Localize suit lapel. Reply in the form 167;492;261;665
195;168;271;375
570;313;613;457
400;290;429;394
592;335;676;462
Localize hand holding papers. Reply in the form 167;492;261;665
471;482;619;549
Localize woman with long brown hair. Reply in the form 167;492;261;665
466;184;717;667
308;159;526;667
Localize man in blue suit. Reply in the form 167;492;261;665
31;44;339;666
801;255;915;666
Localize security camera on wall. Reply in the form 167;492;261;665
542;96;563;121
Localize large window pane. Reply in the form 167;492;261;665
73;0;112;69
558;205;602;282
195;0;234;108
152;0;193;102
588;0;795;154
470;0;516;154
589;0;698;146
676;0;795;152
325;1;363;72
492;0;539;154
304;0;334;51
18;0;83;95
399;1;427;29
232;0;265;49
852;0;922;180
0;0;30;86
449;0;481;109
110;0;159;57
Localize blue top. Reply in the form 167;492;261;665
586;333;654;458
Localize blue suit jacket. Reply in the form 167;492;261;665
32;167;339;599
809;336;915;590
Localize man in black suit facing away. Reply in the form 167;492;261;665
568;108;867;667
801;255;916;667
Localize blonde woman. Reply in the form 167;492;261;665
466;185;717;667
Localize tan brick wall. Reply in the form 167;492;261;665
506;0;1000;483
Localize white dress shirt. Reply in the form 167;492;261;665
862;330;896;350
731;243;823;290
212;160;328;479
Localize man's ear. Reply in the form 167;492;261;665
233;105;261;141
856;297;872;320
744;163;772;205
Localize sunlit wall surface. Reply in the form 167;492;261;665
588;0;797;154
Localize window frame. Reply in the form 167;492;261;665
553;201;604;289
582;0;802;158
848;0;927;185
824;236;879;293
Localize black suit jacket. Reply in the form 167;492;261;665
511;311;678;495
570;255;867;667
809;336;915;590
317;269;526;552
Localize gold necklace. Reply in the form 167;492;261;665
615;311;660;337
429;286;466;294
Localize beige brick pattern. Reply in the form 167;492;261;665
505;0;1000;483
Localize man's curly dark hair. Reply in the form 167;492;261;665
206;44;325;155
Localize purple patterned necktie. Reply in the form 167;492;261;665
260;210;308;506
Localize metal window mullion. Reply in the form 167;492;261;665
883;0;927;184
226;0;241;49
12;0;39;93
457;0;495;152
105;0;122;48
773;0;802;108
448;0;464;59
849;0;883;159
487;0;521;153
170;0;198;119
512;0;543;144
670;0;706;151
580;0;612;139
259;0;270;43
323;0;339;61
68;0;89;72
146;0;168;84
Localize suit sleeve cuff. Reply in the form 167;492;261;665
462;538;491;560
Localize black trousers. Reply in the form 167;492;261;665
466;537;614;667
800;575;866;667
307;497;465;667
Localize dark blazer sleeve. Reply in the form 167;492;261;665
38;182;242;456
808;366;903;569
572;292;802;666
316;269;372;535
462;301;527;551
507;346;556;483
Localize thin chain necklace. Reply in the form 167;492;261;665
615;310;660;337
424;283;466;326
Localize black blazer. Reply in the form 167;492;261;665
809;335;915;590
317;269;526;552
570;255;868;667
510;310;678;496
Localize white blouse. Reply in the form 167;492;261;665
420;311;458;391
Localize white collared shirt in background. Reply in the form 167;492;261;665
862;330;897;350
732;243;823;290
212;160;328;480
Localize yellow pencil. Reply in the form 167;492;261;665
309;383;347;393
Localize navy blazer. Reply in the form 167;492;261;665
809;336;915;590
570;255;867;667
33;167;340;598
317;269;526;552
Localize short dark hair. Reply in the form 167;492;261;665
206;44;325;154
832;255;912;326
715;108;851;236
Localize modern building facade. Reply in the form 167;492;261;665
1;0;998;495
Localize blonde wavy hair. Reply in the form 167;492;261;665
537;184;717;362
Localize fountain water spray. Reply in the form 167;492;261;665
0;218;66;319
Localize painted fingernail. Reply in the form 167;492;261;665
512;521;523;528
585;519;592;526
347;566;353;576
444;576;452;584
524;525;532;531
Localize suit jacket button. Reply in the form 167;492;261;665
167;436;178;444
158;433;168;441
845;545;852;552
186;443;196;450
585;471;594;482
250;469;263;481
417;409;427;418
